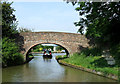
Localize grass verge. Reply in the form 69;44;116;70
56;47;118;80
63;53;118;76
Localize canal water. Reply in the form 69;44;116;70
2;53;116;82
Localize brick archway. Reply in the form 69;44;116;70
16;32;89;61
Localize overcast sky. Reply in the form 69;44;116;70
11;1;80;33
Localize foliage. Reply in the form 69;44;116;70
18;27;34;33
80;47;102;56
28;53;34;58
1;1;24;67
64;2;120;77
31;44;65;52
119;68;120;82
43;45;53;51
0;39;2;64
110;43;120;66
56;55;67;60
0;2;2;25
63;51;118;75
31;44;54;52
73;2;120;46
2;37;24;67
2;1;18;38
56;46;64;51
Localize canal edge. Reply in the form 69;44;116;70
56;59;118;81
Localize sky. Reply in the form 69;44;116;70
11;1;80;33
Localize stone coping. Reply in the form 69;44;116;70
20;31;81;35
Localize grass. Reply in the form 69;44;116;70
60;48;118;76
28;53;34;58
29;55;34;58
56;55;68;59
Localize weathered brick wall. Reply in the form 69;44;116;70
16;32;89;60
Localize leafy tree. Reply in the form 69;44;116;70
43;45;53;51
63;1;120;42
2;1;18;38
18;27;34;33
64;0;120;67
31;44;54;52
0;2;2;26
1;1;24;67
64;1;120;80
31;44;44;52
56;46;64;51
0;39;2;64
66;1;120;47
73;1;120;66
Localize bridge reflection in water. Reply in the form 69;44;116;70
2;53;116;82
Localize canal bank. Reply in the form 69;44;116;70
56;55;118;81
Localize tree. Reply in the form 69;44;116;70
64;1;120;67
18;27;34;33
56;46;64;51
0;2;2;26
31;44;54;52
73;1;120;46
2;1;18;38
1;1;24;67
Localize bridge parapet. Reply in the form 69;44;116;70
20;32;88;43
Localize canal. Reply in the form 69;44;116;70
2;53;116;82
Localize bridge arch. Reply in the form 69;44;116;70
25;42;70;60
16;32;89;61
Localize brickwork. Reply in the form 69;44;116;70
16;32;89;60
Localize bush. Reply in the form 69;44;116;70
2;37;24;67
81;47;102;57
110;44;120;66
0;39;2;64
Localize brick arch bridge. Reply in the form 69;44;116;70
16;32;89;61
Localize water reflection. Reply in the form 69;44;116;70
43;55;52;62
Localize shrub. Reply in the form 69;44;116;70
2;37;24;67
81;47;102;57
110;43;120;66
